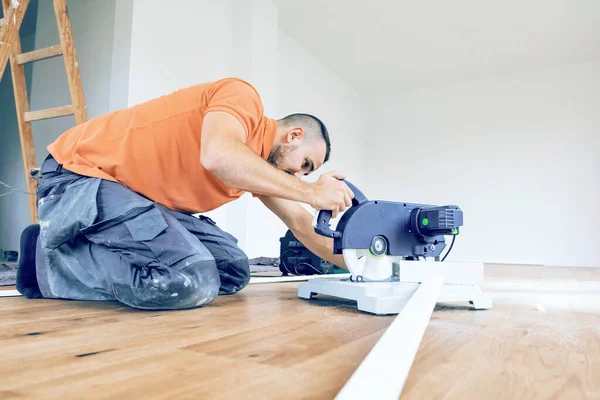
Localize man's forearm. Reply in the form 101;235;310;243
290;209;347;271
259;196;347;271
203;139;315;205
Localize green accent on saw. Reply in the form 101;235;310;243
422;218;429;226
452;228;458;235
368;248;386;259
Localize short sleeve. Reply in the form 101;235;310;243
205;79;264;139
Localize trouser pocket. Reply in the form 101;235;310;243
197;215;239;244
38;178;101;250
82;206;198;270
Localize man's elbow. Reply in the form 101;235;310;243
200;148;224;174
287;210;313;237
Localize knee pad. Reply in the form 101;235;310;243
218;257;250;295
179;261;221;307
113;260;220;310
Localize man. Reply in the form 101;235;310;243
16;77;354;310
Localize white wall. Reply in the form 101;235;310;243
365;61;600;267
29;0;117;158
109;0;134;112
0;0;37;254
128;0;236;241
1;0;121;253
127;0;367;258
224;0;280;258
127;0;232;106
241;31;367;258
277;32;366;187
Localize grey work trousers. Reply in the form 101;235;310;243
35;156;250;310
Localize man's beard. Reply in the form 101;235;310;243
267;144;296;169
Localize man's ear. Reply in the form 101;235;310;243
286;127;304;143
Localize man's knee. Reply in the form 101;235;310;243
113;260;221;310
179;260;222;307
218;256;250;295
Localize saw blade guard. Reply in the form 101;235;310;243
342;248;394;281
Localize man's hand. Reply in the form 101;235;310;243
310;171;355;218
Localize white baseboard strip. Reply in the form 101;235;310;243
249;273;350;284
0;290;22;297
335;276;444;400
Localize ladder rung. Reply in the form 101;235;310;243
16;44;63;65
24;105;74;122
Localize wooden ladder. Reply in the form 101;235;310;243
0;0;87;224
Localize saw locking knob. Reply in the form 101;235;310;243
369;236;387;257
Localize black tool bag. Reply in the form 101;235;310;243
278;230;337;276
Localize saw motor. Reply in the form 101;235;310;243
313;181;464;282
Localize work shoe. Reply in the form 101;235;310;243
16;224;43;298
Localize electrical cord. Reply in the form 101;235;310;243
297;262;324;275
441;235;456;262
0;179;34;197
280;249;299;275
280;249;323;276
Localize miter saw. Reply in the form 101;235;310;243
297;181;492;315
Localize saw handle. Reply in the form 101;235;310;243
313;180;368;238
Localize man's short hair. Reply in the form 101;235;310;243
278;113;331;162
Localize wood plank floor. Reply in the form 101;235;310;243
0;265;599;399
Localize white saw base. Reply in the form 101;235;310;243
298;278;492;315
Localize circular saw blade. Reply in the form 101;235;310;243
342;248;393;282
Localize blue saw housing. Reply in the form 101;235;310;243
314;181;463;258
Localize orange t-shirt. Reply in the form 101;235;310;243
47;78;277;214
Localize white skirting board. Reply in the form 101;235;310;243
335;276;444;400
398;260;483;285
0;290;22;297
249;273;350;284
